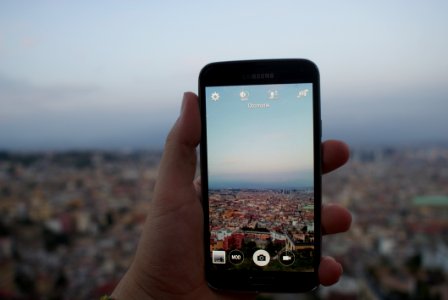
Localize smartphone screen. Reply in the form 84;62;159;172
200;60;321;292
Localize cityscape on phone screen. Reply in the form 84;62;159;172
206;83;316;271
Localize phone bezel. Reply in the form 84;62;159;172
199;59;322;292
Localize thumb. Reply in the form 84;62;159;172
153;92;201;205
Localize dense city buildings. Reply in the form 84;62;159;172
321;145;448;300
0;145;447;299
0;150;161;299
209;189;315;271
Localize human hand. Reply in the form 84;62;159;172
112;92;351;300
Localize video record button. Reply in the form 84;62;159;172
278;250;295;266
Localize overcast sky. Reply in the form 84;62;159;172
1;1;447;150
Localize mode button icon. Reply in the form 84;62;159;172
229;250;244;265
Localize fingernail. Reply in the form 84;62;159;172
181;92;188;114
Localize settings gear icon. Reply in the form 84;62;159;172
211;92;220;101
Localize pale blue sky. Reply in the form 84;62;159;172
1;1;447;149
206;84;314;188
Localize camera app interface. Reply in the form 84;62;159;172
206;83;315;272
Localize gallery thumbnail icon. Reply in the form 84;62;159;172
212;250;226;264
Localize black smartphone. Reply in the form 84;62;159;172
199;59;321;292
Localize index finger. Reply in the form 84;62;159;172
322;140;350;174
